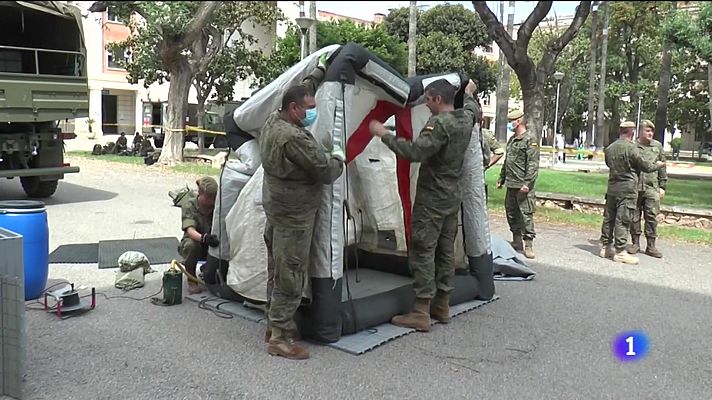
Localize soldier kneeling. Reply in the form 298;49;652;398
178;177;219;294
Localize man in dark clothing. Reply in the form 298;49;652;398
369;79;478;332
261;53;344;360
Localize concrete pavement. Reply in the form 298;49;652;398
1;156;711;399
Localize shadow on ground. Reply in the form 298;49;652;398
0;180;117;205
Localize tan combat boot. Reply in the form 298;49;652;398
267;327;309;360
391;298;431;332
626;235;640;254
430;291;450;324
613;250;639;265
511;233;524;252
523;240;535;259
599;244;613;259
645;237;663;258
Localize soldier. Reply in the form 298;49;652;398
599;121;664;264
496;110;539;259
627;119;667;258
178;176;219;294
482;127;505;170
116;132;128;153
261;53;344;360
369;78;478;332
132;131;143;154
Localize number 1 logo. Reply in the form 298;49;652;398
613;331;649;362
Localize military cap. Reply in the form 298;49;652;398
619;121;636;128
640;119;655;130
196;176;218;197
507;109;524;120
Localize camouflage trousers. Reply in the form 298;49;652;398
178;237;208;277
600;194;636;251
409;204;459;299
630;189;660;239
263;218;314;332
504;188;536;240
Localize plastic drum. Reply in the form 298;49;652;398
0;200;49;300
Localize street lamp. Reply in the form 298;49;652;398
620;94;642;139
553;71;565;163
295;3;315;61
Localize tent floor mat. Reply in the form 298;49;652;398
185;293;499;356
48;243;99;264
97;237;180;269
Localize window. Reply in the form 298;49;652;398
107;11;121;23
107;47;131;69
482;43;493;53
482;94;491;106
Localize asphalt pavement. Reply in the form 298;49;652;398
1;156;711;400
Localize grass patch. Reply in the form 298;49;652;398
486;165;712;209
485;167;712;244
67;150;220;176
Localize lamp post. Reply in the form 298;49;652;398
295;3;315;61
553;71;564;164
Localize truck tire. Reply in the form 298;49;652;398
213;136;228;149
21;177;59;198
153;138;164;148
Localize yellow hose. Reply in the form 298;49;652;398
170;260;206;285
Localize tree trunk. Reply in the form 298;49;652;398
495;1;516;142
608;97;620;145
522;83;545;143
407;1;417;77
309;1;317;55
585;1;599;145
157;60;192;166
196;104;206;154
654;7;674;145
707;63;712;144
594;1;609;150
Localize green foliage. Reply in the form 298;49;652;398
257;20;407;86
384;4;496;94
671;137;682;149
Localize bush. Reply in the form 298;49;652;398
671;137;683;149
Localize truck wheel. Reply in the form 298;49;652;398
153;138;164;148
21;177;59;198
213;136;228;149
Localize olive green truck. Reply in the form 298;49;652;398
0;1;88;198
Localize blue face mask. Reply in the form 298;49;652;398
302;108;317;127
507;122;515;132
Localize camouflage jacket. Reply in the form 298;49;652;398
636;139;667;191
260;66;344;228
181;194;213;238
481;129;504;169
604;138;660;198
381;93;478;212
498;130;539;190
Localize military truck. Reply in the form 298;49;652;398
0;1;87;198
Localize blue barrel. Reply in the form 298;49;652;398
0;200;49;300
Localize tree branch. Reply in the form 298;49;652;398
180;1;221;49
517;1;553;49
537;1;591;77
472;1;515;60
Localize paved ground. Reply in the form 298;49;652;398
2;157;712;400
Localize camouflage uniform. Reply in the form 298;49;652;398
498;130;540;242
600;138;661;252
481;129;504;170
178;194;213;273
116;134;128;153
630;139;667;240
380;93;477;299
261;66;344;334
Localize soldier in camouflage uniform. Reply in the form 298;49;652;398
627;119;667;258
599;121;664;264
261;53;345;360
178;176;219;294
496;110;539;259
369;79;478;332
482;128;504;170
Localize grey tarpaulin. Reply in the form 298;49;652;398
462;122;491;257
491;235;537;281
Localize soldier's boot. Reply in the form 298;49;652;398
613;250;639;265
599;245;614;259
267;327;309;360
626;235;640;254
645;237;663;258
429;290;450;324
511;233;524;252
523;240;535;259
391;298;431;332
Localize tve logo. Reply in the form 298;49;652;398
612;331;649;362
